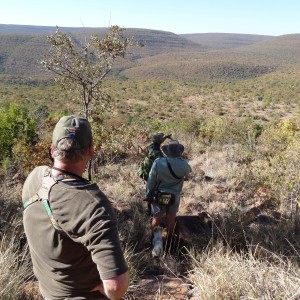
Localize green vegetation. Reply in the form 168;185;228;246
42;26;134;119
0;103;37;164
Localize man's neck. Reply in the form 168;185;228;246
52;161;86;178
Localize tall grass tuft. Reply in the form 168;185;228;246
0;224;32;299
188;243;300;300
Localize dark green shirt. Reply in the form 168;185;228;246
22;166;128;300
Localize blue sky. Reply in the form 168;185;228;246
1;0;299;36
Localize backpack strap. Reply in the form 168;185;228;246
23;170;67;236
166;158;182;180
23;193;40;209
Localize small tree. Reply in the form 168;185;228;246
42;25;133;120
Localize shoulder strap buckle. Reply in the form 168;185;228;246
24;171;67;236
23;193;40;209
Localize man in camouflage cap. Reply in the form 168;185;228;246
152;132;165;144
138;132;172;181
22;115;129;300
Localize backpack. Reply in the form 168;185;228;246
138;155;153;181
138;144;163;181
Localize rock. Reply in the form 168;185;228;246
241;207;261;223
198;211;212;225
256;214;278;225
20;281;43;300
204;175;214;182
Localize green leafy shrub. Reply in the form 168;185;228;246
257;118;300;155
197;116;263;147
237;117;300;210
0;103;37;163
252;138;300;206
92;122;150;167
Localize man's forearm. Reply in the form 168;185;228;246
92;280;126;300
102;272;129;300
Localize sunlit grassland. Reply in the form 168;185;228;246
1;65;300;298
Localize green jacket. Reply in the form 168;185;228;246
146;156;192;196
138;143;164;180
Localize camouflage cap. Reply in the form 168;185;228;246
52;115;93;149
152;132;164;144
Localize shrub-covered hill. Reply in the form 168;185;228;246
235;34;300;66
121;34;300;80
0;24;300;81
0;24;203;79
180;32;274;49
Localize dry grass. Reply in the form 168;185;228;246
0;220;32;300
92;138;300;299
188;243;300;300
3;120;300;298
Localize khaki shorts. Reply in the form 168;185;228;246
151;194;180;216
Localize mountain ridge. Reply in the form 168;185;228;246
0;24;299;81
180;32;274;49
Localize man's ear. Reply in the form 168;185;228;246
50;144;55;155
49;144;55;162
87;145;94;157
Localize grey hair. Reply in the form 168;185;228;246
52;138;88;163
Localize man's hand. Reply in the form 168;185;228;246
163;133;172;141
92;271;129;300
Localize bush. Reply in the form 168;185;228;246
0;103;37;163
257;118;300;155
197;116;263;147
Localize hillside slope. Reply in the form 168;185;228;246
180;33;274;49
235;34;300;66
0;25;300;81
121;34;300;80
0;25;203;79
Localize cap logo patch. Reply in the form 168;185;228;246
65;128;76;137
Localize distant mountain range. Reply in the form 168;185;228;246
0;24;299;81
180;33;273;49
